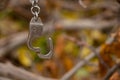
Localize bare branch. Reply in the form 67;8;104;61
64;35;109;69
56;19;116;30
0;77;13;80
0;18;116;56
104;63;120;80
78;0;87;8
61;49;98;80
61;34;117;80
0;32;27;57
0;62;57;80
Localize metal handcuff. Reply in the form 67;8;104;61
27;0;53;59
27;0;86;59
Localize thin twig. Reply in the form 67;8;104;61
87;46;110;69
64;35;109;69
104;63;120;80
78;0;87;8
61;49;98;80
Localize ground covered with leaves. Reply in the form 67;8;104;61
0;0;120;80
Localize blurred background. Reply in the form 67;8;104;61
0;0;120;80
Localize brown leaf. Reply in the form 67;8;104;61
99;41;120;77
54;34;65;59
99;28;120;78
43;60;58;78
99;44;115;77
62;56;73;71
110;72;120;80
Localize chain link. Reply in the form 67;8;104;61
30;0;40;20
30;0;38;5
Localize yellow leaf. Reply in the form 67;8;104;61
17;48;32;67
91;30;106;43
80;47;91;58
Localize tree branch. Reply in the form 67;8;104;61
0;62;57;80
55;19;116;30
0;77;13;80
0;32;27;57
0;18;115;57
60;49;99;80
103;63;120;80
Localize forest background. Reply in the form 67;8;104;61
0;0;120;80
